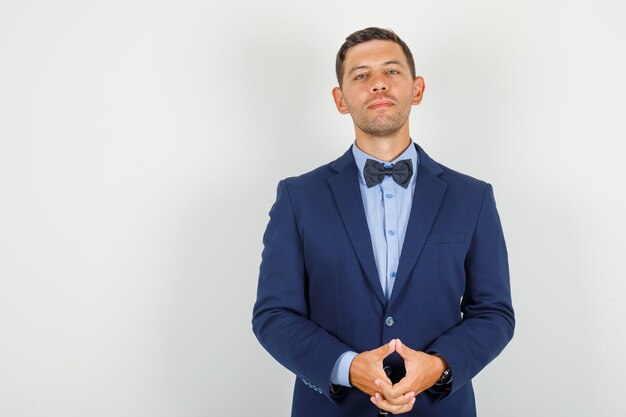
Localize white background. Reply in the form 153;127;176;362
1;0;625;416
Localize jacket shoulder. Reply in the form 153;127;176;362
280;159;340;191
417;144;491;193
436;162;490;192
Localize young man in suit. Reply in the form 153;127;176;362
252;27;515;416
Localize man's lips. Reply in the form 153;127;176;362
367;100;395;109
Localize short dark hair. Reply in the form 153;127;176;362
335;27;416;88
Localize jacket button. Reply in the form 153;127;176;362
385;316;395;327
383;366;392;377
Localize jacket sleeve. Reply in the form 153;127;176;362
252;180;354;402
426;183;515;397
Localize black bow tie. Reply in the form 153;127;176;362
363;158;413;188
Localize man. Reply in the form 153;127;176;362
252;27;514;416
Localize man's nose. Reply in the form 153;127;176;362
370;76;388;93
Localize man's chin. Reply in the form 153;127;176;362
361;127;403;138
359;121;406;137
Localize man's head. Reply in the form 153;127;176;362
332;28;424;138
335;27;416;89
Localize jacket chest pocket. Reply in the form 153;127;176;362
425;233;464;245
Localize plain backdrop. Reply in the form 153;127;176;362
1;0;625;416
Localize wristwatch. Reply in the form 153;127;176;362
434;366;452;386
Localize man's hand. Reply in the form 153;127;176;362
370;378;416;415
351;339;447;414
348;340;396;397
351;339;415;415
374;338;447;413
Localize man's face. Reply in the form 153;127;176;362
332;40;424;137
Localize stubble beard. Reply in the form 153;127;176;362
348;101;411;138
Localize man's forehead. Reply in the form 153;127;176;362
343;40;408;67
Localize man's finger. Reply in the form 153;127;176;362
372;373;393;393
377;380;414;406
372;339;396;359
387;376;415;399
395;339;414;359
371;392;416;414
386;395;416;415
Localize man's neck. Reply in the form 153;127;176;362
354;126;412;162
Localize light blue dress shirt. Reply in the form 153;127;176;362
329;140;419;387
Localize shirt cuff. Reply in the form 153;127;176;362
329;350;358;387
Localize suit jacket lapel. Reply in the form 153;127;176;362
388;144;447;307
328;148;386;306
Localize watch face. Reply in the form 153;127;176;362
436;367;452;385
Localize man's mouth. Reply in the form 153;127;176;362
367;99;395;109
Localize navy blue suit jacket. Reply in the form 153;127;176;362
252;143;515;417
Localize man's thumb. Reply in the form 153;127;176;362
395;338;408;358
373;339;396;358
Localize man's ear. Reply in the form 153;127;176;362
332;87;350;114
412;76;425;105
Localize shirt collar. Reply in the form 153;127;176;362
351;139;420;186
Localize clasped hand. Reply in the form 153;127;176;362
348;339;446;415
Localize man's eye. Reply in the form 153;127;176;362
354;74;366;80
387;69;399;74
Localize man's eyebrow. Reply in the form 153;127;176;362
348;65;370;75
382;60;405;67
347;60;406;75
